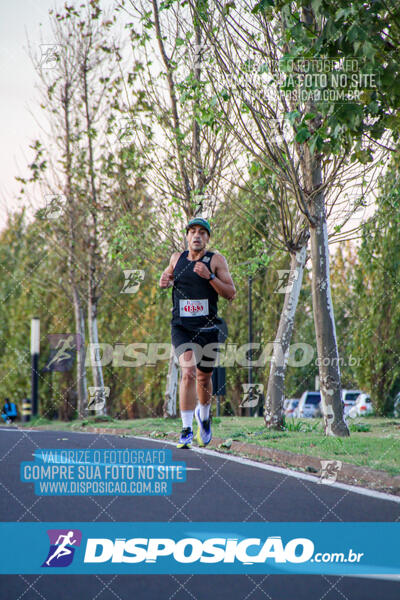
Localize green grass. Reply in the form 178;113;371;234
14;415;400;476
349;422;371;433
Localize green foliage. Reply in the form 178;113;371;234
284;418;322;433
349;422;370;433
252;0;275;13
0;212;74;414
5;0;400;426
347;156;400;414
223;1;397;164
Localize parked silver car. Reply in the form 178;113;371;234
295;391;322;418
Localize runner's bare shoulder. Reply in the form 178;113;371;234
209;250;225;270
170;251;182;271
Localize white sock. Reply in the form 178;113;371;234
181;410;194;429
199;403;210;421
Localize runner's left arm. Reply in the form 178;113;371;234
209;254;236;301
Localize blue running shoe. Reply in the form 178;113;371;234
195;405;212;447
176;427;193;449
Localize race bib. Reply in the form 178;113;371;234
179;299;209;317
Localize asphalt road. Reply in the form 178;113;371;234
0;428;399;600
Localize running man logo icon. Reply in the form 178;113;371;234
46;335;75;370
39;45;62;69
240;383;264;408
191;42;209;69
88;386;110;411
44;194;65;220
121;270;145;294
274;269;299;294
42;529;82;567
268;118;293;146
43;334;82;373
319;460;342;485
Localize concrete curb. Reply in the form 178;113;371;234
17;424;400;496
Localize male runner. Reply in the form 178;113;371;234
159;218;236;448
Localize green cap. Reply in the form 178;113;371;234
186;218;211;236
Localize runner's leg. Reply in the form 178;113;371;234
196;369;213;415
195;327;219;418
178;350;197;412
176;350;197;447
195;368;214;446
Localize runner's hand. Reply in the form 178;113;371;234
194;262;212;279
160;272;174;288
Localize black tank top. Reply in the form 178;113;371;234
171;250;219;329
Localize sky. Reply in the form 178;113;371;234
0;0;55;226
0;1;377;243
0;0;119;229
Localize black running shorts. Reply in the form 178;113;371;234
171;324;222;373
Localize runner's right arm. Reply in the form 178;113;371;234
159;252;180;288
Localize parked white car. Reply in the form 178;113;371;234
285;398;299;418
347;393;373;418
296;391;322;418
341;389;363;416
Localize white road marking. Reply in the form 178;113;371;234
133;436;400;504
3;428;399;503
2;429;399;581
32;453;200;471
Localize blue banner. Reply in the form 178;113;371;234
0;522;398;575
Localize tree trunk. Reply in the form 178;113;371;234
63;77;88;419
72;286;87;418
88;280;106;415
163;234;188;417
81;55;106;415
307;155;349;437
163;347;179;418
264;244;307;429
297;4;349;437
